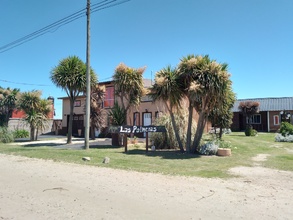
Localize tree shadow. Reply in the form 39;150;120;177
23;143;67;148
89;145;121;149
125;149;202;160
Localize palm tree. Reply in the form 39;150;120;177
190;56;232;152
150;65;185;153
34;99;51;140
112;63;146;146
0;87;20;126
50;56;97;144
113;63;146;124
178;54;201;153
17;90;50;141
238;101;260;128
89;84;105;140
178;55;232;153
208;81;236;139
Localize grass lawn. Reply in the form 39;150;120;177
0;132;292;178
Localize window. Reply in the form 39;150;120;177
155;111;162;119
74;100;81;107
273;115;280;125
155;111;159;119
104;86;114;108
246;114;261;124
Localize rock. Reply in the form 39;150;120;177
82;157;91;161
103;157;110;164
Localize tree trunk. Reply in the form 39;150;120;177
67;100;74;144
170;110;185;153
90;121;96;140
35;128;39;141
30;126;35;141
191;111;206;153
4;109;10;127
186;102;193;153
219;127;223;139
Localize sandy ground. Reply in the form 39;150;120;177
0;148;293;219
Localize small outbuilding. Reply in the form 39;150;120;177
231;97;293;132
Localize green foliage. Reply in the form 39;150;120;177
90;85;106;139
198;141;219;155
150;111;196;149
17;91;51;141
279;122;293;137
0;127;14;143
177;54;234;152
0;87;20;126
108;102;126;125
50;56;97;93
113;63;145;110
217;139;232;149
13;129;29;138
208;85;236;138
238;101;260;118
150;65;184;109
51;56;98;144
275;133;293;142
245;126;258;136
150;65;186;152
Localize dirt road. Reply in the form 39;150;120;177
0;154;292;220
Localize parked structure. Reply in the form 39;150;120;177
231;97;293;132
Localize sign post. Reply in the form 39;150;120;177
109;125;166;153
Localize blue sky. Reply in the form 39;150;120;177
1;0;292;119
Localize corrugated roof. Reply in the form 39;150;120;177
232;97;293;112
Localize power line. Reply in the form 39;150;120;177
0;0;130;53
0;79;51;87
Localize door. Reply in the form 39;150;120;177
67;114;84;136
143;112;152;137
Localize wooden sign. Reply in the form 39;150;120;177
109;125;166;134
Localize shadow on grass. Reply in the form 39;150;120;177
90;145;121;149
125;149;202;160
23;143;67;148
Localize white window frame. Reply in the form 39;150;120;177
273;115;280;125
246;114;261;124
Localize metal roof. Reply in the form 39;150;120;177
232;97;293;112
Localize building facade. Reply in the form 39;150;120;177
58;79;211;137
231;97;293;132
8;96;56;134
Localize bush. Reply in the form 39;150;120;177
245;126;257;136
275;133;293;142
197;141;219;155
0;127;14;143
13;129;29;138
150;110;197;150
279;122;293;137
217;139;232;149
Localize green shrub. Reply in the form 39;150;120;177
0;127;14;143
279;122;293;137
275;133;293;142
13;129;29;138
197;141;219;155
150;110;197;149
245;126;257;136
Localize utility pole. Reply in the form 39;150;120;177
85;0;91;149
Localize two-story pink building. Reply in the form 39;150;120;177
58;79;211;137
